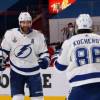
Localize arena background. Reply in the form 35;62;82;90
0;0;100;100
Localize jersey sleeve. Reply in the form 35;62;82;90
38;33;49;59
1;31;11;51
57;40;70;65
0;31;11;59
37;33;50;69
55;40;70;71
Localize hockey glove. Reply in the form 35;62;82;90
38;58;49;69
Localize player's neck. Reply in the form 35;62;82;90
77;29;92;34
19;28;32;35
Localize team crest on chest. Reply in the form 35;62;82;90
14;44;32;58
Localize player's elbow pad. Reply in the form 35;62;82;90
39;58;49;69
55;61;67;71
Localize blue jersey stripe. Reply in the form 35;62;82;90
0;48;10;55
55;61;67;71
10;61;40;72
38;51;48;57
70;72;100;83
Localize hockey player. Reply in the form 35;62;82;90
55;14;100;100
0;12;49;100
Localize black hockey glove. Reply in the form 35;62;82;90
38;58;49;69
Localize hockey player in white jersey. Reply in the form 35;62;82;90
0;12;49;100
55;14;100;100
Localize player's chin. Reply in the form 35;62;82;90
21;27;30;33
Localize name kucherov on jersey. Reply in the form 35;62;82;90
73;37;100;46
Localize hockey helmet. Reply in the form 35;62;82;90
76;14;92;30
18;12;32;23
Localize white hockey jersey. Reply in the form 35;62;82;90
56;33;100;88
0;28;49;75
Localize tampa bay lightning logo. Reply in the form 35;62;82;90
14;44;32;58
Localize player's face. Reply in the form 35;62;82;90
19;21;32;34
68;25;74;33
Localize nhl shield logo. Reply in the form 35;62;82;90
31;39;34;44
12;37;17;43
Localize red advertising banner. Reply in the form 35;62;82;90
49;0;76;14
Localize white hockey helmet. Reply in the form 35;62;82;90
18;12;32;23
76;14;92;30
